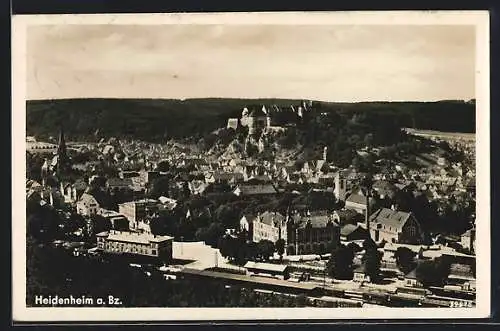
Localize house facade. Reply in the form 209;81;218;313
252;211;287;243
251;211;340;256
76;193;100;216
368;208;425;245
286;212;340;255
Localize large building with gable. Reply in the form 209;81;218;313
251;210;340;256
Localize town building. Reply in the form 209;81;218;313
244;261;290;280
344;193;372;215
447;263;476;291
242;106;268;135
353;265;370;283
100;209;129;231
332;209;363;226
118;199;159;230
60;180;88;204
227;118;239;130
76;192;100;216
233;183;279;197
96;230;173;262
287;212;340;255
368;208;425;245
252;211;287;243
251;210;340;255
106;177;134;191
340;224;368;242
460;227;476;254
403;268;423;288
239;213;257;240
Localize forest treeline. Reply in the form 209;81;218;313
26;98;475;142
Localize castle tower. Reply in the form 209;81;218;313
247;106;267;135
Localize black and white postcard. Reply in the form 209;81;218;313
12;11;491;322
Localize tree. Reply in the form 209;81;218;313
347;242;362;253
257;240;275;261
245;241;259;261
362;246;382;282
195;222;225;247
327;245;355;280
362;238;377;251
214;204;241;230
364;133;374;149
415;256;451;287
150;215;168;236
156;160;170;172
217;235;246;264
90;214;112;235
394;247;417;274
148;176;171;199
218;236;233;259
275;239;286;261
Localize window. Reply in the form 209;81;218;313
152;250;157;255
408;226;416;237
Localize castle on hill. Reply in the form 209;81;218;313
226;100;318;154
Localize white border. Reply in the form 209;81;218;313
12;11;491;322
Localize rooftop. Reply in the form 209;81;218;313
244;261;289;273
97;230;173;244
291;213;337;229
234;184;278;196
256;211;286;226
369;208;413;231
340;224;361;237
345;193;369;206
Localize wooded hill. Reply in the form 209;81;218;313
26;98;475;142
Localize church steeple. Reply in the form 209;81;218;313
58;126;67;156
56;125;70;177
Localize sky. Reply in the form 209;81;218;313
26;24;476;102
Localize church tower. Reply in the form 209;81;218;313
334;171;347;202
56;126;71;177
